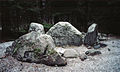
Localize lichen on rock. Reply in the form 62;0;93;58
6;30;67;66
47;22;83;46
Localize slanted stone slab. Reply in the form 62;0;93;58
84;23;98;46
47;22;83;46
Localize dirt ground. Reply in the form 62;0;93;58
0;36;120;72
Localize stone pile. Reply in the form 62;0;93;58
0;22;107;66
6;23;67;66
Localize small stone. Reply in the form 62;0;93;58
112;46;115;47
99;37;108;41
108;48;111;51
87;46;93;49
54;47;65;56
93;43;107;49
112;41;114;44
102;33;107;37
85;49;101;56
85;51;89;55
79;54;87;61
98;33;108;41
100;43;107;48
63;49;79;58
93;44;101;49
29;22;45;34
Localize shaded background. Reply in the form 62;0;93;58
0;0;120;42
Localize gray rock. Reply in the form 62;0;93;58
29;22;45;34
47;22;83;46
85;49;101;56
63;49;79;58
11;32;55;60
84;23;98;46
54;47;65;56
98;33;108;41
79;54;87;61
39;53;67;66
6;32;67;66
99;37;107;41
93;43;107;49
0;41;14;58
87;46;93;49
93;44;101;49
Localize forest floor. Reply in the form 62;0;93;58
0;36;120;72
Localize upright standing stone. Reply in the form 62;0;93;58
84;23;98;46
46;22;83;46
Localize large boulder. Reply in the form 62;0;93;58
54;47;66;56
6;32;67;66
84;23;98;46
10;32;55;60
29;22;45;34
47;22;83;46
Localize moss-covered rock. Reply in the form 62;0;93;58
6;31;67;66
